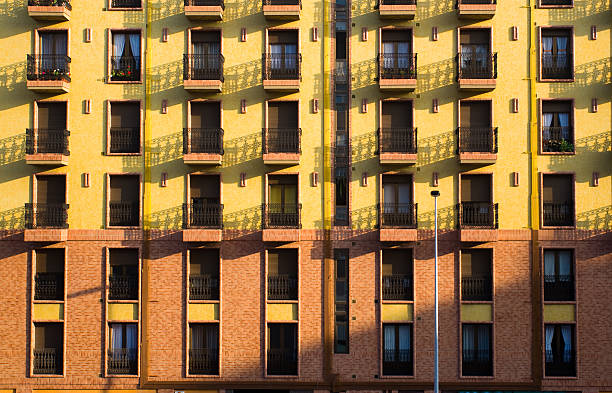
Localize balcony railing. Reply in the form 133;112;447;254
543;202;573;227
263;53;302;80
545;349;575;376
27;55;71;82
378;53;417;79
189;274;219;300
183;54;224;81
334;144;350;166
462;349;493;376
542;126;574;153
109;274;138;300
457;127;498;154
185;0;225;7
110;56;141;81
109;128;140;154
111;0;141;7
26;129;70;155
267;348;297;375
380;203;417;228
268;274;298;300
28;0;72;8
183;128;224;155
264;0;301;4
542;53;572;79
540;0;571;4
379;128;417;154
457;52;497;79
382;274;413;300
458;202;498;229
544;275;574;301
183;203;223;229
25;203;68;229
457;0;496;4
383;349;412;376
263;128;301;154
189;348;219;374
263;203;301;229
109;201;139;227
379;0;416;4
33;348;61;375
35;272;63;300
107;348;137;375
461;276;492;301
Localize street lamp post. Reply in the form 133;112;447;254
431;190;440;393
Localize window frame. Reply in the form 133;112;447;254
105;173;143;229
538;98;575;155
543;322;577;378
106;100;143;156
538;26;575;82
539;172;576;229
460;322;494;377
107;29;144;84
107;0;143;11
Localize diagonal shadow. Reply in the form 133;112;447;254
549;57;611;96
417;130;456;166
222;132;261;167
577;205;612;231
418;204;456;230
417;58;455;93
0;133;25;165
146;204;183;230
548;0;609;23
223;205;261;231
0;60;26;90
351;58;376;89
223;58;262;94
224;0;260;21
149;59;183;93
351;132;377;164
150;0;182;21
351;204;378;230
148;131;183;166
0;206;25;230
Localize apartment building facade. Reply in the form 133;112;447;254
0;0;611;392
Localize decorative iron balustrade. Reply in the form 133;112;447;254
543;202;573;227
26;129;70;155
184;0;224;7
189;275;219;300
383;349;413;376
263;128;301;154
25;203;68;229
183;128;224;155
263;53;302;80
35;272;63;300
379;0;417;4
461;276;492;301
462;349;493;376
540;0;571;4
542;53;572;79
107;348;138;374
110;56;140;81
183;54;224;81
544;275;574;301
109;275;138;300
33;348;61;375
458;202;498;229
378;128;417;154
189;348;219;374
380;203;417;228
183;203;223;228
378;53;417;79
109;201;139;227
545;349;575;377
268;275;298;300
111;0;141;7
382;274;413;300
109;128;140;154
28;0;72;8
267;348;298;375
457;52;497;79
457;127;498;154
27;55;71;82
457;0;496;4
542;126;574;153
263;203;302;229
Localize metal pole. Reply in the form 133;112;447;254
432;192;439;393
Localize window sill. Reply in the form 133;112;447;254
106;226;142;230
459;374;495;379
33;300;64;304
538;4;574;8
189;299;220;304
105;152;143;156
543;375;578;379
107;7;143;11
107;79;143;84
107;299;139;304
540;225;576;230
186;372;221;378
30;373;65;378
539;78;575;83
104;373;139;378
379;374;415;379
540;151;575;155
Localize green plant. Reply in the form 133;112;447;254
558;139;574;152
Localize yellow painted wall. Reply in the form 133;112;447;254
189;303;219;321
461;303;493;322
108;303;138;321
381;303;413;322
33;303;63;321
267;303;299;321
544;304;576;322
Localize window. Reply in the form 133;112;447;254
382;249;413;301
459;174;496;228
185;101;223;156
459;100;496;155
29;31;70;81
110;0;142;10
459;29;494;79
541;29;572;80
461;249;492;301
109;102;140;154
381;175;415;227
544;250;574;301
267;323;298;375
189;249;220;300
33;322;63;375
268;249;298;300
380;29;414;79
334;249;349;353
185;31;222;81
545;324;575;376
539;0;572;7
542;174;574;227
27;175;68;229
110;32;141;82
265;175;299;228
189;323;219;375
462;324;492;376
35;249;64;301
108;323;138;375
265;30;299;80
264;101;300;154
27;102;69;157
108;175;140;227
186;175;222;228
383;324;412;376
541;101;574;153
109;249;138;301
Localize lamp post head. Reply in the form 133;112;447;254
431;190;440;197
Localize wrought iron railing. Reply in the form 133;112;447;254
461;276;492;301
111;0;141;7
183;203;223;228
267;348;298;375
542;126;574;152
268;274;298;300
379;128;417;154
263;128;301;154
27;55;71;82
110;56;140;81
189;274;219;300
544;275;574;301
457;0;496;5
183;128;224;155
33;348;61;374
25;203;68;229
189;348;219;374
542;53;572;79
379;0;417;5
543;202;573;227
263;203;301;229
26;129;70;155
109;274;138;300
540;0;571;4
457;52;497;79
109;201;139;227
28;0;72;9
264;0;301;5
545;349;575;376
107;348;138;374
458;202;498;228
109;127;140;153
382;274;413;300
333;144;350;166
183;54;224;81
35;272;63;300
378;53;417;79
462;349;493;376
184;0;225;7
263;53;302;80
457;127;498;154
382;349;412;376
380;203;417;228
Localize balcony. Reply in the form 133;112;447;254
183;54;224;92
182;128;223;165
28;0;71;20
545;350;575;377
110;57;141;82
458;202;498;242
382;274;413;300
111;0;141;8
25;129;70;165
462;350;493;376
541;54;572;80
263;128;301;165
263;53;301;91
383;349;412;376
540;0;572;6
457;52;497;90
189;348;219;375
457;127;498;163
268;275;298;300
456;0;496;18
27;55;71;93
109;275;138;300
107;348;137;375
182;203;223;242
542;126;574;153
262;203;301;242
263;0;301;20
378;0;416;19
33;348;61;375
25;203;68;242
109;128;140;154
543;202;574;227
184;0;224;20
35;272;63;300
461;276;492;301
379;203;417;242
267;348;297;375
544;276;574;301
378;128;417;164
109;202;139;227
378;54;417;91
189;275;219;300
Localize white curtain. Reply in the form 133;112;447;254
398;325;410;361
383;184;395;213
383;42;394;69
460;45;471;69
398;184;411;214
383;325;395;361
475;44;487;68
397;42;410;69
556;37;568;67
560;325;572;362
463;325;474;361
285;44;297;69
477;325;490;360
542;113;554;140
559;251;571;278
558;113;569;139
129;34;140;59
113;34;126;58
542;37;553;53
110;324;123;349
544;251;555;282
545;325;554;362
270;44;282;69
